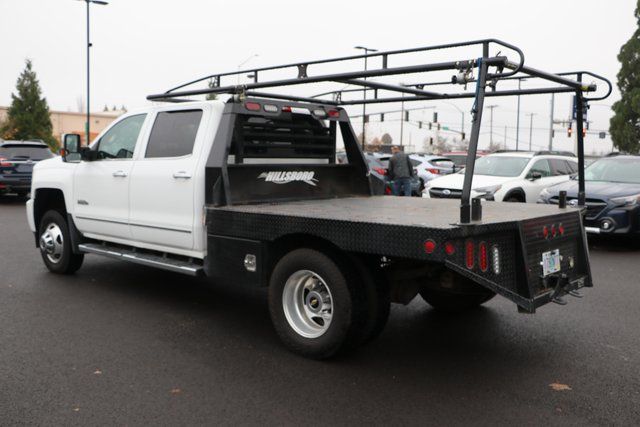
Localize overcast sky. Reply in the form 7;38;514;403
1;0;636;153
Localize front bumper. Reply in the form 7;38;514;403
584;205;640;235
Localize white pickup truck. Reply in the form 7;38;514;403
26;41;603;358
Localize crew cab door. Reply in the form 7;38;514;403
73;114;147;239
128;109;205;250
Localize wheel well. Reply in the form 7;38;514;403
267;234;348;285
34;188;67;229
503;188;526;202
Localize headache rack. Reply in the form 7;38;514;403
148;38;612;224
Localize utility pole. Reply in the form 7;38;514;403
399;95;405;146
77;0;109;146
504;126;508;149
527;113;536;151
354;46;378;150
487;105;498;144
548;93;555;151
516;79;523;151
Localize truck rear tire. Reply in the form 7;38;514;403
420;270;495;312
268;248;367;359
38;210;84;274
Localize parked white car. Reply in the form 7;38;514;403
409;154;456;185
423;151;578;202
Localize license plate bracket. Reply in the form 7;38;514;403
542;249;561;277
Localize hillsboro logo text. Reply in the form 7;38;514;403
258;171;318;186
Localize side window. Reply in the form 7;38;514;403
528;159;552;177
550;159;571;176
566;160;578;174
145;110;203;158
96;114;146;159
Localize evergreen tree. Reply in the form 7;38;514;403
1;59;56;149
610;1;640;153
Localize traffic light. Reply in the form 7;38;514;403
437;123;441;131
428;122;432;130
433;112;438;123
404;111;409;121
582;128;587;137
380;113;384;122
418;121;422;129
429;137;434;145
567;124;573;137
364;114;369;123
461;132;466;140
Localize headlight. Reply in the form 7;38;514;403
610;194;640;206
473;184;502;197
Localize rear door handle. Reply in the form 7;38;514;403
173;171;192;179
112;170;128;178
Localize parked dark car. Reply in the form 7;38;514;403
0;140;54;197
538;155;640;236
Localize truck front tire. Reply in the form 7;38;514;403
38;210;84;274
268;248;367;359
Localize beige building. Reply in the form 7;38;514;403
0;107;122;144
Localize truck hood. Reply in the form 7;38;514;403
33;156;63;171
427;173;515;190
545;179;640;200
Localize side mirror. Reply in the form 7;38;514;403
529;171;543;181
61;133;81;162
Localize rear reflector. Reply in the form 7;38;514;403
479;242;488;272
282;106;292;112
465;240;474;269
424;240;436;254
263;104;278;113
427;168;440;174
245;102;261;111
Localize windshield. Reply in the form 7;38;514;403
584;157;640;184
0;145;54;160
463;155;530;177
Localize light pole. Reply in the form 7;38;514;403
527;112;536;151
487;105;499;145
548;93;555;151
354;46;378;150
237;54;259;84
76;0;108;146
515;79;525;151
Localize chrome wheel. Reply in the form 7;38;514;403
282;270;333;338
39;222;64;264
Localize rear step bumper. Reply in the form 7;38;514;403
78;243;203;276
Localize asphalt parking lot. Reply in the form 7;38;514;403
1;196;639;426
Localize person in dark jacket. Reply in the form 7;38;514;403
388;145;414;196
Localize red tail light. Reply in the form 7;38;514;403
427;168;440;174
328;109;340;118
551;224;557;237
465;240;474;269
558;223;565;235
384;186;392;195
245;102;261;111
542;226;549;239
373;167;387;175
424;240;436;254
479;242;488;272
0;157;13;167
282;106;292;113
444;241;456;255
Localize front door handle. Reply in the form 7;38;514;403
173;171;192;179
112;170;128;178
